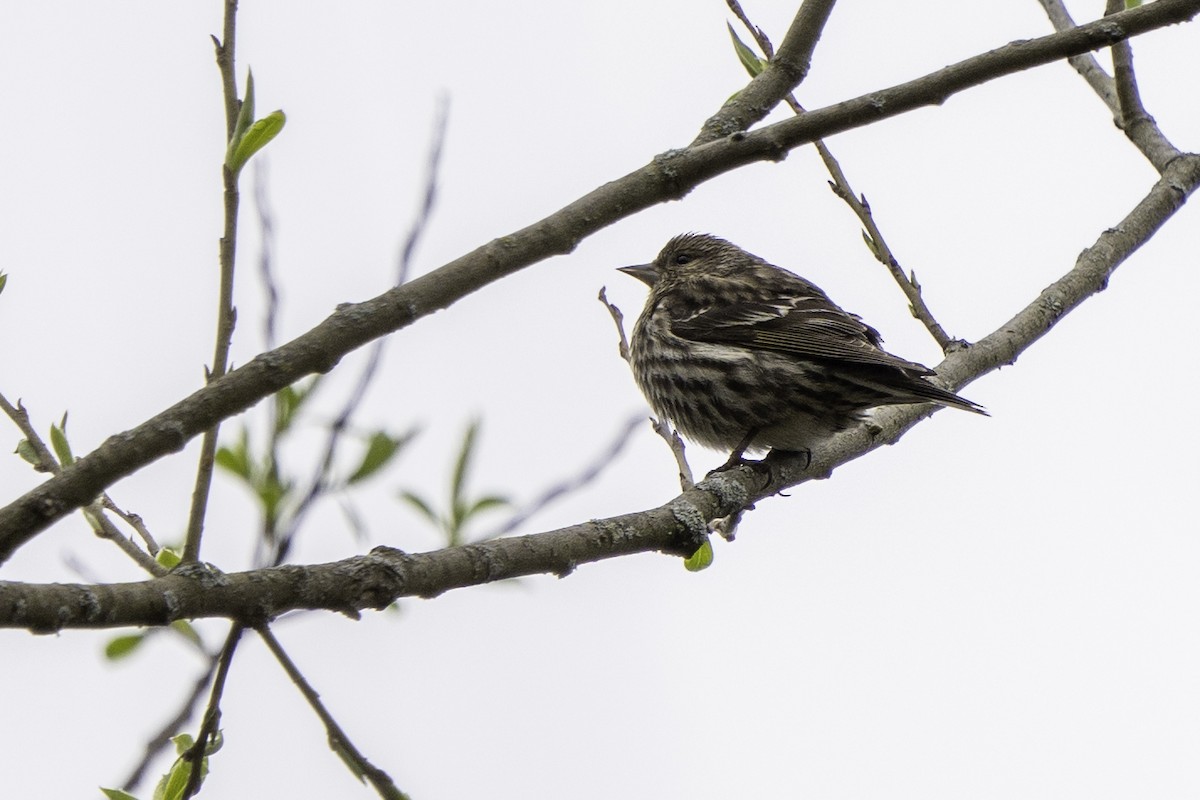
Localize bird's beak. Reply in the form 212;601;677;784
618;263;659;287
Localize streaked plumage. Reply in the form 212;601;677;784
619;233;985;459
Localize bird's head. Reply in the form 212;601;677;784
618;233;751;289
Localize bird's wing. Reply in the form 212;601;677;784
671;294;933;374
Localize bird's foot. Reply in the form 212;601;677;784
709;451;756;476
707;428;761;475
769;447;812;471
712;446;812;489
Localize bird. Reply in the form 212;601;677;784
618;233;985;466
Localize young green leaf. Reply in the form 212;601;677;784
338;495;369;542
398;491;440;527
15;439;41;468
274;385;301;433
398;419;512;546
153;733;219;800
214;429;251;480
153;757;191;800
0;272;7;295
199;731;223;756
170;619;204;649
464;495;509;519
104;633;146;661
100;789;139;800
227;110;286;177
156;546;182;569
727;23;767;78
49;415;74;467
228;69;256;158
255;471;291;520
683;538;714;572
450;419;480;511
346;431;408;485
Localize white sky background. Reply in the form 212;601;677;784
1;1;1198;797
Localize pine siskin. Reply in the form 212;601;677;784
619;233;985;462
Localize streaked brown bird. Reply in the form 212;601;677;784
619;233;985;464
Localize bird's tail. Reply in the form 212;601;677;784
908;378;988;416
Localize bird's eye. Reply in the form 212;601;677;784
673;253;692;265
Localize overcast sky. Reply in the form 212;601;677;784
1;2;1199;798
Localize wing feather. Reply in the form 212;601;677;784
671;295;932;374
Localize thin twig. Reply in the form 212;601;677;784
482;412;646;539
212;0;240;138
184;0;243;565
181;623;244;799
819;152;955;347
99;496;160;554
651;417;695;490
82;504;163;574
597;287;630;361
119;660;219;791
1039;0;1181;172
598;289;695;490
727;0;955;349
1107;0;1147;120
257;625;410;800
726;0;773;57
254;158;281;350
1104;0;1182;171
1036;0;1123;111
270;97;449;566
247;156;285;567
0;393;163;573
0;393;56;473
711;508;746;542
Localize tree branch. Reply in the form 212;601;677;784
727;0;958;348
0;394;163;574
1039;0;1182;172
7;147;1199;629
257;625;409;799
598;288;697;488
181;623;243;798
0;0;1196;563
268;97;448;566
693;0;836;144
119;660;218;792
184;0;243;564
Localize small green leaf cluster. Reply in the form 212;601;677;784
104;620;201;662
224;69;286;178
398;419;510;548
101;732;223;800
215;377;415;532
14;411;72;473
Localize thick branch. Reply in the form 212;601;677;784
0;501;726;630
6;146;1199;629
692;0;836;144
0;0;1196;563
1039;0;1183;172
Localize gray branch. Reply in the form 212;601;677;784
0;0;1197;563
5;146;1199;629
